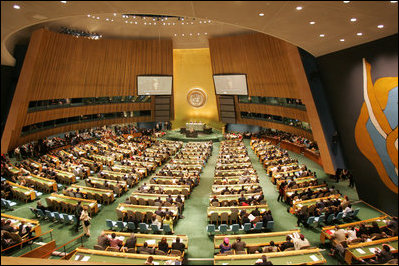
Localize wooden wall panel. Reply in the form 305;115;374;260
24;103;152;126
1;29;172;153
209;32;301;99
209;32;335;174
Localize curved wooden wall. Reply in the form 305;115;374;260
209;32;335;174
2;29;172;152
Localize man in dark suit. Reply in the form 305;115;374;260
124;233;137;249
137;241;154;254
18;221;32;239
97;231;110;249
171;237;185;252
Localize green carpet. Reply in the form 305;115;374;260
1;138;390;265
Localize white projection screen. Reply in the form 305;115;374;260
137;76;173;95
213;74;248;95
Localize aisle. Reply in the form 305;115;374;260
174;142;220;260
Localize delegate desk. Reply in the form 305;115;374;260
91;154;114;166
209;193;263;205
80;158;101;171
87;177;128;192
23;174;58;192
5;164;21;176
320;216;389;244
100;170;129;181
146;184;191;194
186;122;205;131
280;140;303;154
1;213;42;235
54;169;76;184
215;162;252;170
130;192;185;203
213;175;259;184
70;248;182;264
214;248;326;265
68;184;114;202
276;176;318;190
42;154;60;167
212;184;262;194
117;203;179;219
103;231;188;249
27;158;42;171
215;169;256;177
290;195;344;214
207;204;269;219
344;236;398;264
47;193;99;215
170;159;205;166
126;160;157;172
284;184;328;202
304;148;322;166
111;164;147;178
214;230;300;249
7;181;36;202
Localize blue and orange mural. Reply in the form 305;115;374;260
355;58;398;194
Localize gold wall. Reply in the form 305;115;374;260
172;48;223;130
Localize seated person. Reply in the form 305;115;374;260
155;206;165;218
36;201;47;212
211;195;219;204
18;221;32;239
255;255;273;265
251;207;261;217
145;256;154;265
108;233;123;250
138;241;154;254
171;237;185;253
346;226;358;242
232;237;246;253
1;220;17;233
293;234;310;250
162;215;174;233
369;244;394;264
280;236;294;251
343;204;353;217
386;216;398;236
262;241;279;253
124;233;137;249
219;237;232;254
332;225;347;243
151;215;162;228
97;231;110;249
157;237;169;254
368;221;382;235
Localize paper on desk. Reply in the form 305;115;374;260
222;263;229;265
369;248;378;253
248;214;256;222
146;239;156;245
153;262;159;265
356;248;366;254
116;236;125;241
309;255;319;262
81;256;90;262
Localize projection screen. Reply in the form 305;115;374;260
137;76;173;95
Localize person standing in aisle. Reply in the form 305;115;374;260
80;206;91;237
75;201;83;232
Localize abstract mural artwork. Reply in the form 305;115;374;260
355;58;398;193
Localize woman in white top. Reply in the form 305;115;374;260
80;206;92;237
346;226;357;242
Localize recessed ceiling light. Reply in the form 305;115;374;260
350;18;357;22
340;39;345;42
13;4;20;9
296;6;303;10
259;13;265;17
377;24;384;28
357;32;363;36
343;1;350;3
320;34;325;37
309;21;316;25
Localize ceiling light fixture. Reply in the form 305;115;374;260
343;1;350;3
13;4;20;9
296;6;303;10
61;1;67;3
340;39;345;42
357;32;363;36
259;13;264;16
309;21;315;25
350;18;357;22
320;34;325;37
377;24;384;28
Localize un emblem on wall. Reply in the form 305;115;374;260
187;88;207;108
